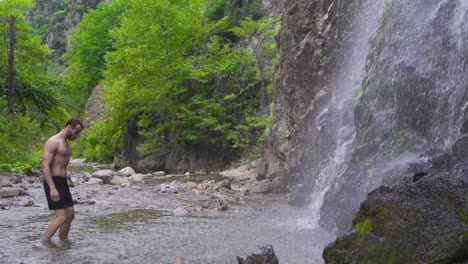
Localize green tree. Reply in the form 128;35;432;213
64;0;128;116
66;0;279;163
0;0;68;172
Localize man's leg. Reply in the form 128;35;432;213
41;209;67;241
58;206;75;240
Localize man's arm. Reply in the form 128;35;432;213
42;139;60;202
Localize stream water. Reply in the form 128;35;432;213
0;175;333;264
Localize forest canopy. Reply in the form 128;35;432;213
66;0;279;163
0;0;280;171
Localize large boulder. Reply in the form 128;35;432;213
323;170;468;264
110;176;131;186
115;166;135;177
92;169;114;184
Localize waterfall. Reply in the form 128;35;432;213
315;0;468;233
427;0;468;148
298;0;385;229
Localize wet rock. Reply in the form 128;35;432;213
452;134;468;159
220;165;256;181
86;178;103;185
70;172;92;184
249;179;274;193
172;207;190;216
111;176;131;186
231;182;249;192
213;179;231;190
183;181;198;189
152;171;165;176
92;169;114;184
237;244;279;264
75;193;96;205
202;198;228;211
160;183;179;194
12;183;25;189
128;174;145;183
184;172;191;176
13;196;34;207
115;166;135;177
323;171;468;264
0;178;12;188
197;180;214;190
9;175;21;184
131;185;142;191
0;187;27;198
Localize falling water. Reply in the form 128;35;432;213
442;0;468;148
302;0;385;228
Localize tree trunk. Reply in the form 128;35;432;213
7;15;16;114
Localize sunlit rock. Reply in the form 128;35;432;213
115;166;135;177
92;169;114;184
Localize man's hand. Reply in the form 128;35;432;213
50;188;60;202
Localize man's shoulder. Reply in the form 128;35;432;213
45;136;62;148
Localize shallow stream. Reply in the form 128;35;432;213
0;175;333;264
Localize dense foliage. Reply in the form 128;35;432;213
64;0;127;116
0;0;68;174
27;0;103;64
65;0;280;163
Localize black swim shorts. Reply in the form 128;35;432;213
43;176;74;210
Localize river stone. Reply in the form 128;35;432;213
183;181;198;189
202;198;227;211
86;178;103;185
115;166;135;177
197;180;214;190
111;176;131;186
213;179;231;190
237;245;279;264
323;171;468;264
13;196;34;207
249;179;274;193
92;169;114;184
75;193;96;205
0;188;27;198
12;183;25;189
128;173;144;183
0;172;14;187
173;207;190;216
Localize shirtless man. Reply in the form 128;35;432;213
41;119;83;242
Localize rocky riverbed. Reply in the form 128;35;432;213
0;160;333;264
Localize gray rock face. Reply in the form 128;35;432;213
83;85;106;128
323;170;468;264
320;0;468;233
114;124;231;173
237;245;279;264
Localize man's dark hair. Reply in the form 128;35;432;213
65;119;84;129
